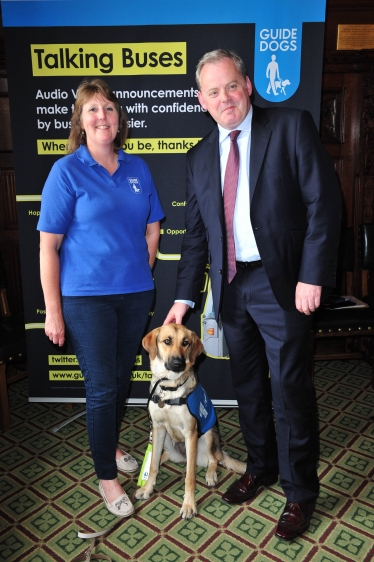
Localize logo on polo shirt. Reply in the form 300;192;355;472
128;177;142;193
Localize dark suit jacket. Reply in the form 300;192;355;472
175;105;342;318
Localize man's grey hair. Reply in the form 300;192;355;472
195;49;247;90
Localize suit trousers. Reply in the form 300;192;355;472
220;265;319;502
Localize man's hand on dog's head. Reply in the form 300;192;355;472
163;302;190;325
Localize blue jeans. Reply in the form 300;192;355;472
62;291;154;480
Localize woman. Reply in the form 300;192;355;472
38;78;164;517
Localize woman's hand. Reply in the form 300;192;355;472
45;310;65;346
40;231;65;346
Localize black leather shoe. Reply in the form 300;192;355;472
275;500;316;540
221;473;278;504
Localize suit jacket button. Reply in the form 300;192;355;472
219;269;222;274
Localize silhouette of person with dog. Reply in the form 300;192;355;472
266;54;280;95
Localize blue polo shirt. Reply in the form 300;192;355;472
37;145;165;296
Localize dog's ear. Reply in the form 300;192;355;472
142;328;160;360
188;331;204;365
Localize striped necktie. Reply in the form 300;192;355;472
223;130;241;283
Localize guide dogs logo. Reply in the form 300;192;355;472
254;23;301;102
128;177;142;193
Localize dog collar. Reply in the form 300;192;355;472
150;395;188;407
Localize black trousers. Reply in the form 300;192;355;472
220;265;319;503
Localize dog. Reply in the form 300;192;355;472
275;78;291;95
135;324;246;519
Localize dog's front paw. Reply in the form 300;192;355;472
205;470;218;487
135;486;152;500
180;500;198;519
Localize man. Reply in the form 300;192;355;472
164;49;341;540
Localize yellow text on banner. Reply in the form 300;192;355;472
48;355;78;365
131;371;152;382
49;371;83;381
123;138;201;153
37;138;201;155
31;43;186;76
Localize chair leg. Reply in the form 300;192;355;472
0;363;11;432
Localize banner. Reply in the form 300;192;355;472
1;0;327;404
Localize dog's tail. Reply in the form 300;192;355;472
219;451;246;474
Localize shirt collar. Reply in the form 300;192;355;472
218;105;253;144
75;144;130;166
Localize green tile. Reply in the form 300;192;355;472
13;403;47;421
319;426;355;447
322;468;362;494
345;503;374;532
317;407;338;422
329;525;372;559
221;408;240;424
329;385;360;400
319;442;339;460
31;411;66;429
171;517;215;549
205;535;251;562
232;512;272;543
199;496;235;524
337;452;372;476
0;436;9;453
316;489;346;516
34;472;73;498
345;403;373;418
112;519;151;555
352;437;374;459
13;459;52;484
340;374;370;388
256;492;285;518
0;447;28;471
63;456;95;479
332;414;366;432
56;487;96;515
43;443;80;465
119;428;144;446
0;476;19;500
69;431;90;449
82;504;119;529
28;506;68;539
24;434;57;453
359;482;374;504
2;489;44;520
6;423;40;443
357;392;374;407
318;395;347;410
46;524;88;560
140;498;180;528
140;537;191;562
0;529;34;562
21;548;56;561
273;537;308;560
310;551;346;562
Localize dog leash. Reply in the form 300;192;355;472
70;522;120;562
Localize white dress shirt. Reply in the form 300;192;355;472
218;106;260;262
175;107;259;308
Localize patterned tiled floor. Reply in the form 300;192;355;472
1;360;374;561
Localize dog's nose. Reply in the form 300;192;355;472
166;356;186;372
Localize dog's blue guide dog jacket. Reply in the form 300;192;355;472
186;383;217;436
